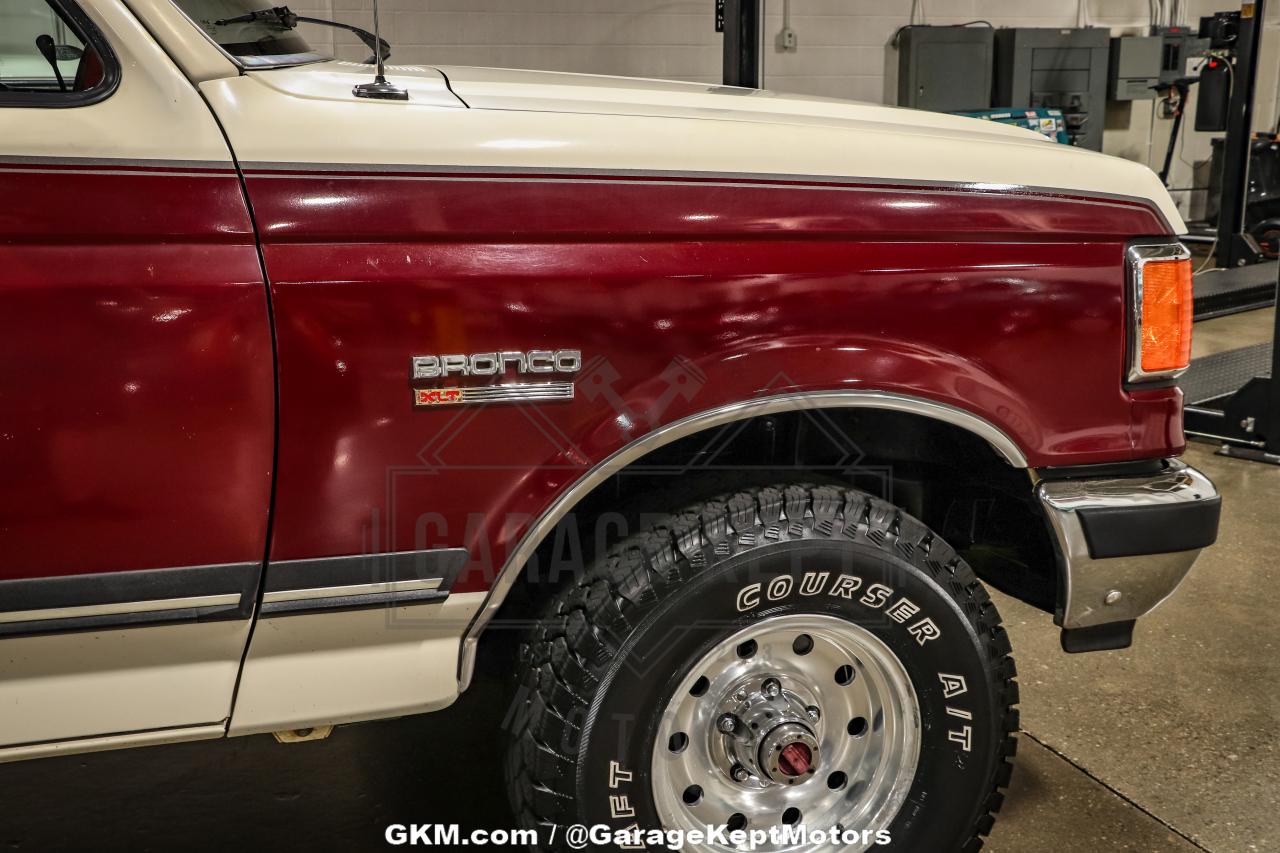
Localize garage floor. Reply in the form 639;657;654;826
2;310;1277;853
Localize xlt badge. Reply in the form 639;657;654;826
411;349;581;407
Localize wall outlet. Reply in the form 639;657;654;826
777;26;797;51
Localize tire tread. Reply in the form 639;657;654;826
503;484;1018;850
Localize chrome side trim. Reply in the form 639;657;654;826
1126;242;1192;383
0;155;233;170
259;548;467;616
260;577;442;604
457;390;1027;690
1038;459;1218;630
238;165;1175;233
238;162;1169;217
0;593;242;625
0;723;226;764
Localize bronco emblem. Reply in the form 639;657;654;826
410;349;581;407
411;349;581;379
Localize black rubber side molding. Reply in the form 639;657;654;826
1077;496;1222;559
0;562;260;637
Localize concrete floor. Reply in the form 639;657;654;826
1;311;1277;852
1192;306;1275;359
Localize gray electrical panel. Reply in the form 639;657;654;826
1109;36;1162;100
1152;26;1210;85
993;27;1110;150
896;26;994;113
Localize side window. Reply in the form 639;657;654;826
0;0;117;105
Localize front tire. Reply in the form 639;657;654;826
505;485;1018;852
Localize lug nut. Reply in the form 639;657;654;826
806;705;821;723
731;764;750;783
762;678;782;699
718;713;740;734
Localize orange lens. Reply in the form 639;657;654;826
1140;257;1192;374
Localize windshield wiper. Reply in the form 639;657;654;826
213;5;390;63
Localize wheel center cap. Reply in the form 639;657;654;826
757;721;820;784
778;742;813;777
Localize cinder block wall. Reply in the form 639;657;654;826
297;0;1280;218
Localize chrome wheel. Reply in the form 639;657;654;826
651;614;920;852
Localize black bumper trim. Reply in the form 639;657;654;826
1077;496;1222;559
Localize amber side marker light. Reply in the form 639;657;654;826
1128;244;1193;382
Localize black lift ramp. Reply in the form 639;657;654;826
1183;341;1273;407
1183;275;1280;463
1193;260;1278;320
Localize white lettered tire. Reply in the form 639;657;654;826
504;484;1018;852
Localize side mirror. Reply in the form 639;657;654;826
35;35;67;92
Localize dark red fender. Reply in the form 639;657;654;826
244;170;1184;592
0;163;274;581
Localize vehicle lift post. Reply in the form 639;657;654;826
1183;0;1280;463
1214;0;1268;268
720;0;761;88
1269;295;1280;463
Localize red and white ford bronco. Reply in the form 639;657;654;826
0;1;1222;850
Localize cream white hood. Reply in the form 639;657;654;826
436;64;1183;231
439;65;1049;145
208;60;1184;233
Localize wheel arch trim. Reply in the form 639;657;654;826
457;389;1028;689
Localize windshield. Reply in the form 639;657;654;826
173;0;323;65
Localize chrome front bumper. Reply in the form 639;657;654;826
1037;460;1220;646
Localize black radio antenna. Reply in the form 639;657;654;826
352;0;407;101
